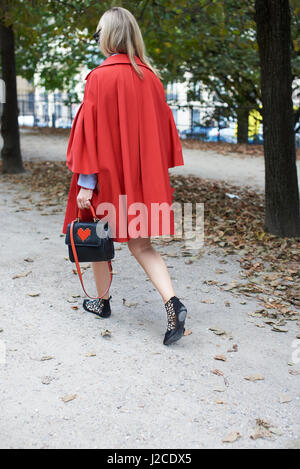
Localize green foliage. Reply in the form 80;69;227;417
0;0;299;110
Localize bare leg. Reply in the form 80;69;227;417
128;237;175;303
92;261;110;299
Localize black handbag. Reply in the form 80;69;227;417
65;204;114;299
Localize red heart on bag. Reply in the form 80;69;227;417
77;227;91;242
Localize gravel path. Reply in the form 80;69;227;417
0;178;299;449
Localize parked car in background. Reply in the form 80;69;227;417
18;115;35;127
179;125;214;140
207;125;237;143
55;118;72;128
180;120;265;145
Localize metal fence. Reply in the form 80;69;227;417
0;94;299;147
168;104;264;145
17;93;77;129
15;94;258;144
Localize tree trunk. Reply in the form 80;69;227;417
237;107;249;144
0;22;24;173
255;0;300;237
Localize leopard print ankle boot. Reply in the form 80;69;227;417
82;296;112;318
163;296;187;345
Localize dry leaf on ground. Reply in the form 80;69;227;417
289;369;300;376
212;369;224;376
222;432;241;443
279;393;292;404
250;419;282;440
122;298;138;308
62;394;77;403
214;355;227;362
12;271;32;279
244;375;264;382
209;328;226;336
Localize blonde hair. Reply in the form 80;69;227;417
97;6;162;80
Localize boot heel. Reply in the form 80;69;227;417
178;307;187;324
163;296;188;346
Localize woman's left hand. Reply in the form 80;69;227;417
77;188;93;210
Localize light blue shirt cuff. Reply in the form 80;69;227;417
78;173;97;190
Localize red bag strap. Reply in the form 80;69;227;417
77;204;97;221
70;219;113;300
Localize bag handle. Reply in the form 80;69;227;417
70;218;113;300
77;204;98;221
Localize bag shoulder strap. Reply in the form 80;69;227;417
70;220;113;299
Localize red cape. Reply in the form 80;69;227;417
62;53;184;241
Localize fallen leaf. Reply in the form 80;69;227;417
27;292;40;297
289;369;300;376
184;329;192;336
228;344;238;352
209;327;226;336
86;352;96;357
256;419;270;428
212;369;224;376
272;326;288;333
222;432;241;443
279;393;292;404
40;356;54;362
250;419;282;440
24;258;34;263
244;375;264;382
122;298;138;308
250;429;271;440
214;355;227;362
62;394;77;403
12;270;32;279
216;400;226;405
101;329;112;338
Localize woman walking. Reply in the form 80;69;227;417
62;6;188;345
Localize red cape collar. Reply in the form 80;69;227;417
85;53;153;79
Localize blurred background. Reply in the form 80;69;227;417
1;0;299;146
